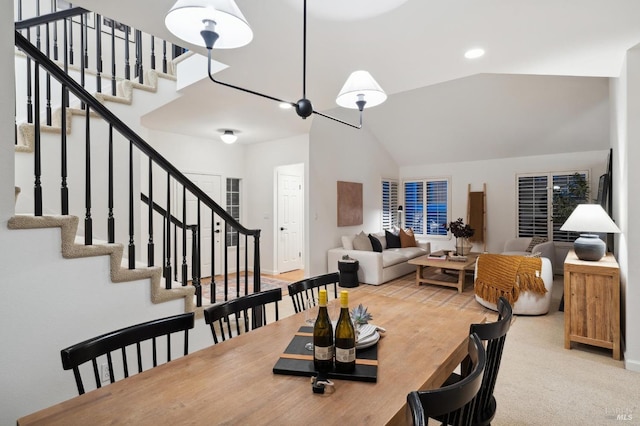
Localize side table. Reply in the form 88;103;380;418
564;250;621;360
338;260;359;288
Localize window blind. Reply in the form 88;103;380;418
381;180;398;230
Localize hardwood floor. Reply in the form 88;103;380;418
271;269;304;282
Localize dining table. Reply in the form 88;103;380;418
17;291;486;426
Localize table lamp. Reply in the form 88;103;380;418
559;204;620;261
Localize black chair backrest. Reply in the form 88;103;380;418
468;296;513;425
407;333;486;426
287;272;339;313
61;312;195;395
203;288;282;343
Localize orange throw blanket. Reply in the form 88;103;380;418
474;254;547;305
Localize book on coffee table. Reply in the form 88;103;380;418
427;250;447;260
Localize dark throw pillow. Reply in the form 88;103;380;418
368;234;383;252
385;230;401;248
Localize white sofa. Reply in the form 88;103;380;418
502;237;556;270
474;255;554;315
327;234;430;285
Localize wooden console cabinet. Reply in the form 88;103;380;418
564;250;620;360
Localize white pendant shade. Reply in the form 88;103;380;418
165;0;253;49
336;70;387;109
559;204;621;233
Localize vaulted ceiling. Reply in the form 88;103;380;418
73;0;640;166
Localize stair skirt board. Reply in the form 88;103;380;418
7;215;195;313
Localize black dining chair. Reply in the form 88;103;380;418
203;287;282;343
407;332;486;426
446;296;513;425
287;272;339;313
60;312;195;395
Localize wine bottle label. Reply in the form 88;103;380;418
335;347;356;363
314;345;334;360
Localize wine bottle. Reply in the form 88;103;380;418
334;290;356;373
313;289;334;372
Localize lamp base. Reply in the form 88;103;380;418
573;234;606;261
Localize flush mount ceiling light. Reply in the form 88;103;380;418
464;48;485;59
165;0;386;129
220;129;238;144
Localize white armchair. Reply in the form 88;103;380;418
502;237;555;271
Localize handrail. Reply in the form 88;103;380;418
15;30;259;238
141;193;195;230
15;7;89;30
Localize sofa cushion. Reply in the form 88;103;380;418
381;250;410;267
399;228;417;248
526;236;547;252
353;231;373;251
385;230;401;248
368;234;383;252
341;234;356;250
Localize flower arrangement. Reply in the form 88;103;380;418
446;218;475;238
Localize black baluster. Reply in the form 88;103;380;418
95;14;102;93
182;186;187;286
224;220;229;301
236;232;240;297
128;141;135;269
124;26;130;80
60;86;68;215
111;22;116;96
63;18;69;107
173;223;178;282
165;173;172;288
162;40;167;74
45;21;52;126
195;200;201;292
107;125;114;243
69;15;74;65
26;27;33;123
83;12;88;68
80;13;85;109
192;223;201;307
135;29;143;84
150;36;156;70
253;232;261;293
244;234;249;295
210;213;215;305
34;62;42;216
52;0;58;60
84;107;92;245
36;0;41;50
147;158;154;266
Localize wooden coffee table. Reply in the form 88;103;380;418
408;253;480;293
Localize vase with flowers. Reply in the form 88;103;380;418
446;218;475;256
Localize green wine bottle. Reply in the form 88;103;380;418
334;290;356;373
313;289;334;372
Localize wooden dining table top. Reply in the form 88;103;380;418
18;291;486;426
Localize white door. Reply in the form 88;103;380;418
176;173;222;279
277;168;303;273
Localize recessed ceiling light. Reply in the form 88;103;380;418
464;48;485;59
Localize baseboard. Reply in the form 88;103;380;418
624;357;640;372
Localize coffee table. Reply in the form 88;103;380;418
408;253;480;293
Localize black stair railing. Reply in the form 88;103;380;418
14;8;262;307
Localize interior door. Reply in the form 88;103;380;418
176;173;222;279
277;169;303;273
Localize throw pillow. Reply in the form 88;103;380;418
399;228;417;248
372;232;387;250
368;234;383;252
353;231;373;251
526;236;548;253
385;230;401;248
341;235;355;250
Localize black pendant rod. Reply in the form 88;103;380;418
203;1;362;130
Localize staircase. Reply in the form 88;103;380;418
12;3;263;316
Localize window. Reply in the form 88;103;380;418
225;178;240;246
403;178;449;236
517;171;588;242
381;179;398;230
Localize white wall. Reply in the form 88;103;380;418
307;118;399;277
611;45;640;372
401;150;608;270
244;134;308;274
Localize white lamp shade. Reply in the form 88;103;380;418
165;0;253;49
559;204;620;234
220;130;237;144
336;70;387;109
